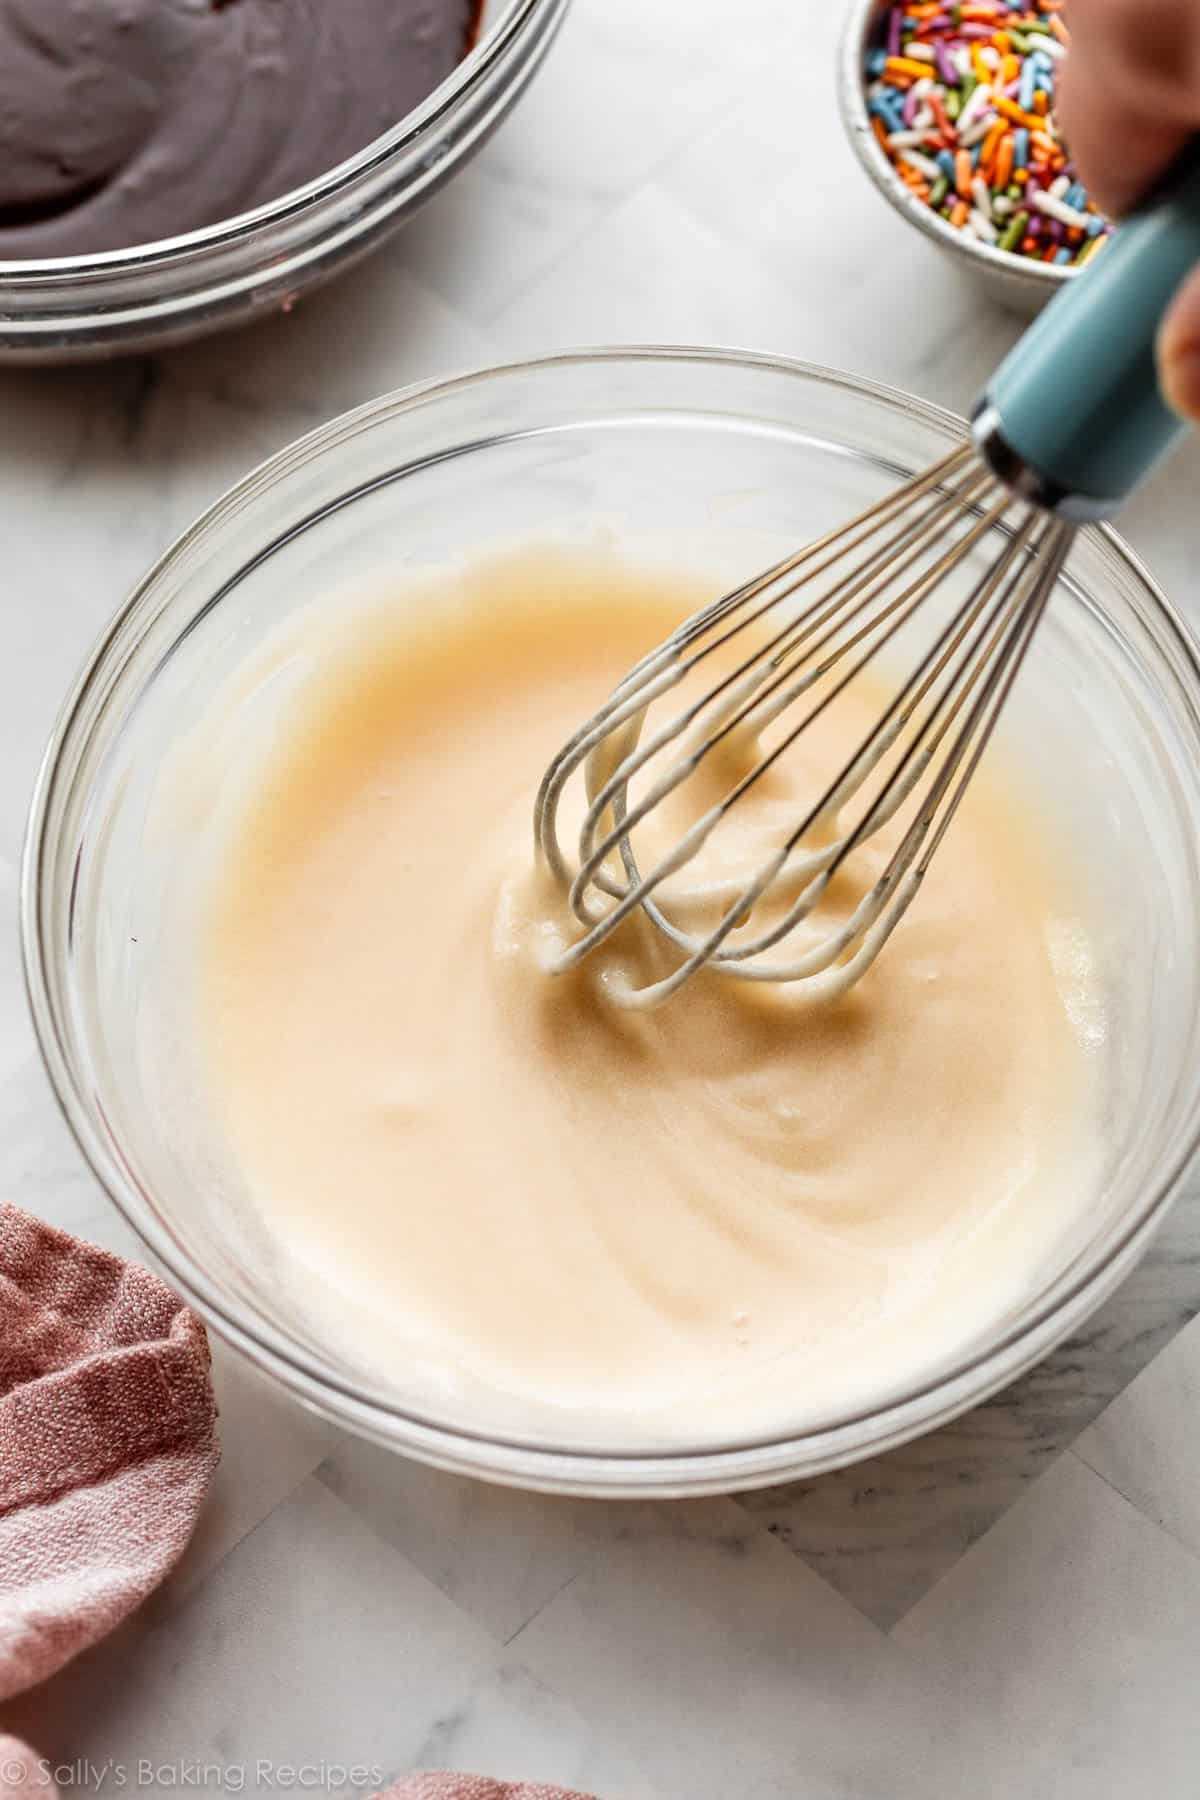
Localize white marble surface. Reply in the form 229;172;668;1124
5;0;1200;1794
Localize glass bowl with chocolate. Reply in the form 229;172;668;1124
0;0;569;362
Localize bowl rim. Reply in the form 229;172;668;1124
836;0;1073;296
22;344;1200;1490
0;0;546;282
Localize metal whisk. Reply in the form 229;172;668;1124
535;149;1200;1008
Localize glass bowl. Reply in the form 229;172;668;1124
22;348;1200;1495
0;0;569;365
838;0;1066;317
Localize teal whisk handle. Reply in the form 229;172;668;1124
974;143;1200;519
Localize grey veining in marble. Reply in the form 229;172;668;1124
741;1175;1200;1628
898;1452;1200;1799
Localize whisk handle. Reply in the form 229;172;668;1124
975;140;1200;519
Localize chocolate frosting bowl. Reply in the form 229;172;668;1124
0;0;569;363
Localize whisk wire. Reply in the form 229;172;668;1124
534;444;1074;1008
533;445;975;887
570;465;1000;917
636;506;1050;976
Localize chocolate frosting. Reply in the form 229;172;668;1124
0;0;479;258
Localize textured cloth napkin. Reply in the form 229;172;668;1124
0;1765;597;1800
373;1779;596;1800
0;1738;57;1800
0;1207;596;1800
0;1202;219;1704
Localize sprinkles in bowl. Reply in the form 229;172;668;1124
865;2;1110;268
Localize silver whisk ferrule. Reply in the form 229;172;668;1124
534;445;1073;1009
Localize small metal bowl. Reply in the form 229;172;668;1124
837;0;1070;317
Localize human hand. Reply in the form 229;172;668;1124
1057;0;1200;418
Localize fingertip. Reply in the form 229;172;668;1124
1054;68;1130;216
1158;267;1200;423
1055;34;1192;218
1159;348;1200;425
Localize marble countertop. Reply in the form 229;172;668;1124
6;0;1200;1794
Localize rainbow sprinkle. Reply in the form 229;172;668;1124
865;1;1111;269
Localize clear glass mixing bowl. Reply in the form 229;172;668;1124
22;349;1200;1495
0;0;568;364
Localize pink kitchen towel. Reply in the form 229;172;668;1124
0;1209;597;1800
0;1202;219;1702
0;1738;57;1800
372;1778;597;1800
